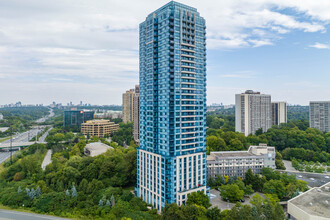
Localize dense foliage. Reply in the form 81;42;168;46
206;112;330;163
209;168;307;202
111;122;134;146
287;105;309;122
0;128;142;219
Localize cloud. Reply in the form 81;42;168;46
0;0;330;104
309;42;330;49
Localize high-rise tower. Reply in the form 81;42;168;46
235;90;272;136
272;101;287;125
136;1;207;210
310;101;330;132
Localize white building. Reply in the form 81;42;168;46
0;113;3;120
84;142;113;157
272;102;287;125
310;101;330;132
207;144;275;179
235;90;272;136
288;181;330;220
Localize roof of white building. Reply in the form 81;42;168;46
288;181;330;218
84;142;113;156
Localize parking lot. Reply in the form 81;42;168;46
284;171;330;187
210;189;265;210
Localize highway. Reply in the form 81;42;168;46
0;109;54;164
36;108;54;123
0;209;68;220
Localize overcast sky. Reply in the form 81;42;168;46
0;0;330;106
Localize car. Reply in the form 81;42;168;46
325;176;329;179
309;178;315;181
298;175;303;178
215;187;219;191
239;199;245;203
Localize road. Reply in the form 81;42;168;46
281;159;330;187
41;149;52;170
36;108;54;123
282;160;297;172
39;127;53;143
0;209;67;220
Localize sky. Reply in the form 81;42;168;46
0;0;329;106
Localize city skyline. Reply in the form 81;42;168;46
1;0;330;105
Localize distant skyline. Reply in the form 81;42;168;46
0;0;330;105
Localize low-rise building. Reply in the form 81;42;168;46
0;113;3;120
81;120;119;138
207;144;275;179
84;142;113;157
288;181;330;220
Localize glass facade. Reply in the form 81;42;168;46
64;110;94;128
136;1;208;210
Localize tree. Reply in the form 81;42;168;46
227;203;253;220
255;128;263;136
209;117;225;129
220;184;244;202
186;191;211;209
215;175;225;186
263;180;286;199
229;139;244;150
243;169;255;186
244;184;254;196
206;207;221;220
161;203;185;220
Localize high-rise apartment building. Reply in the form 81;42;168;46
235;90;272;136
136;2;207;210
272;102;287;125
310;101;330;132
133;85;140;143
122;89;135;123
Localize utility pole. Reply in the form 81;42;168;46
10;127;13;164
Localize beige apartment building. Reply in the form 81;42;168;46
123;85;140;143
123;87;137;123
133;90;140;143
81;120;119;138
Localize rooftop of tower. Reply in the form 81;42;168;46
154;1;198;13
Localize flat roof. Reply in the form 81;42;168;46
85;142;113;151
289;182;330;218
207;151;254;161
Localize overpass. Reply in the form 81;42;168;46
0;142;46;151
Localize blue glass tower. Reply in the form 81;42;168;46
136;1;207;210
